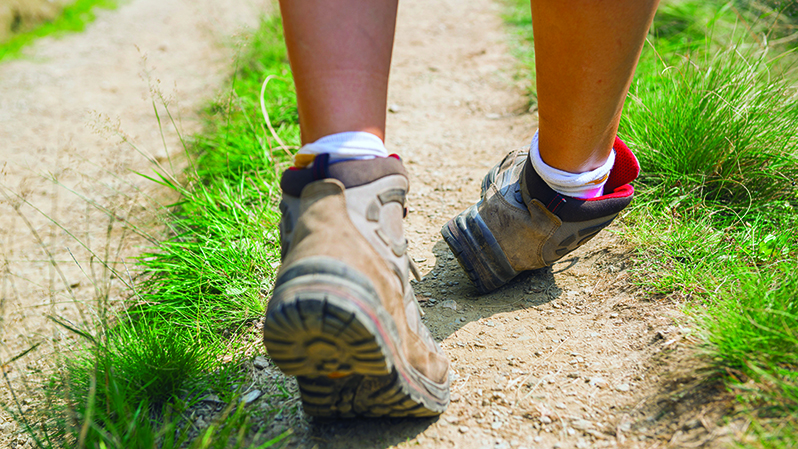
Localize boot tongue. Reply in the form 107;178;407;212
604;137;640;193
281;155;408;197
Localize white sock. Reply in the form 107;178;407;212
528;131;615;199
294;131;389;168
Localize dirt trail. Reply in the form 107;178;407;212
261;0;731;448
0;0;265;445
0;0;734;448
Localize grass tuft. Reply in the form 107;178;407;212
11;14;299;448
622;41;798;211
0;0;117;61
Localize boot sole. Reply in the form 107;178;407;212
263;257;449;418
441;204;519;294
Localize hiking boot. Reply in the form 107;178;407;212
442;137;639;293
263;154;450;418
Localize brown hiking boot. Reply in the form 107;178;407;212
263;154;450;418
442;137;640;293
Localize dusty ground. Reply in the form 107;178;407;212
0;0;265;446
233;1;746;448
1;0;747;448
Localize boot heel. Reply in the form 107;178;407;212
441;204;519;294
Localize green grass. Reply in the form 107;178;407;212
497;0;798;445
0;0;117;62
502;0;536;106
618;0;798;444
10;15;299;448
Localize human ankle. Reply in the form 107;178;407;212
528;131;614;199
294;131;389;168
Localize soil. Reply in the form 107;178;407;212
0;0;266;446
0;0;747;448
0;0;74;43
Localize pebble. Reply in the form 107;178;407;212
572;419;594;430
441;299;458;311
388;103;401;113
555;402;567;409
540;416;552;424
589;377;609;389
459;426;470;434
451;393;462;402
241;389;262;404
445;416;460;424
253;356;269;369
202;393;225;403
615;383;631;392
534;436;543;442
491;421;503;430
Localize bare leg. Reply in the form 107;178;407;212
530;0;660;173
278;0;398;145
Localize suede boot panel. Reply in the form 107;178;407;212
539;214;618;265
478;184;559;272
275;178;448;384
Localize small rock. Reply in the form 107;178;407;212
534;436;543;442
540;416;552;424
423;292;433;297
615;383;631;392
545;325;555;330
414;257;427;263
451;393;462;402
202;394;225;403
567;428;576;436
555;402;567;409
572;419;593;430
388;103;401;113
610;313;619;318
567;372;581;379
445;416;460;424
253;356;269;369
458;426;470;434
491;421;503;430
589;377;608;389
241;389;262;404
441;299;457;311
